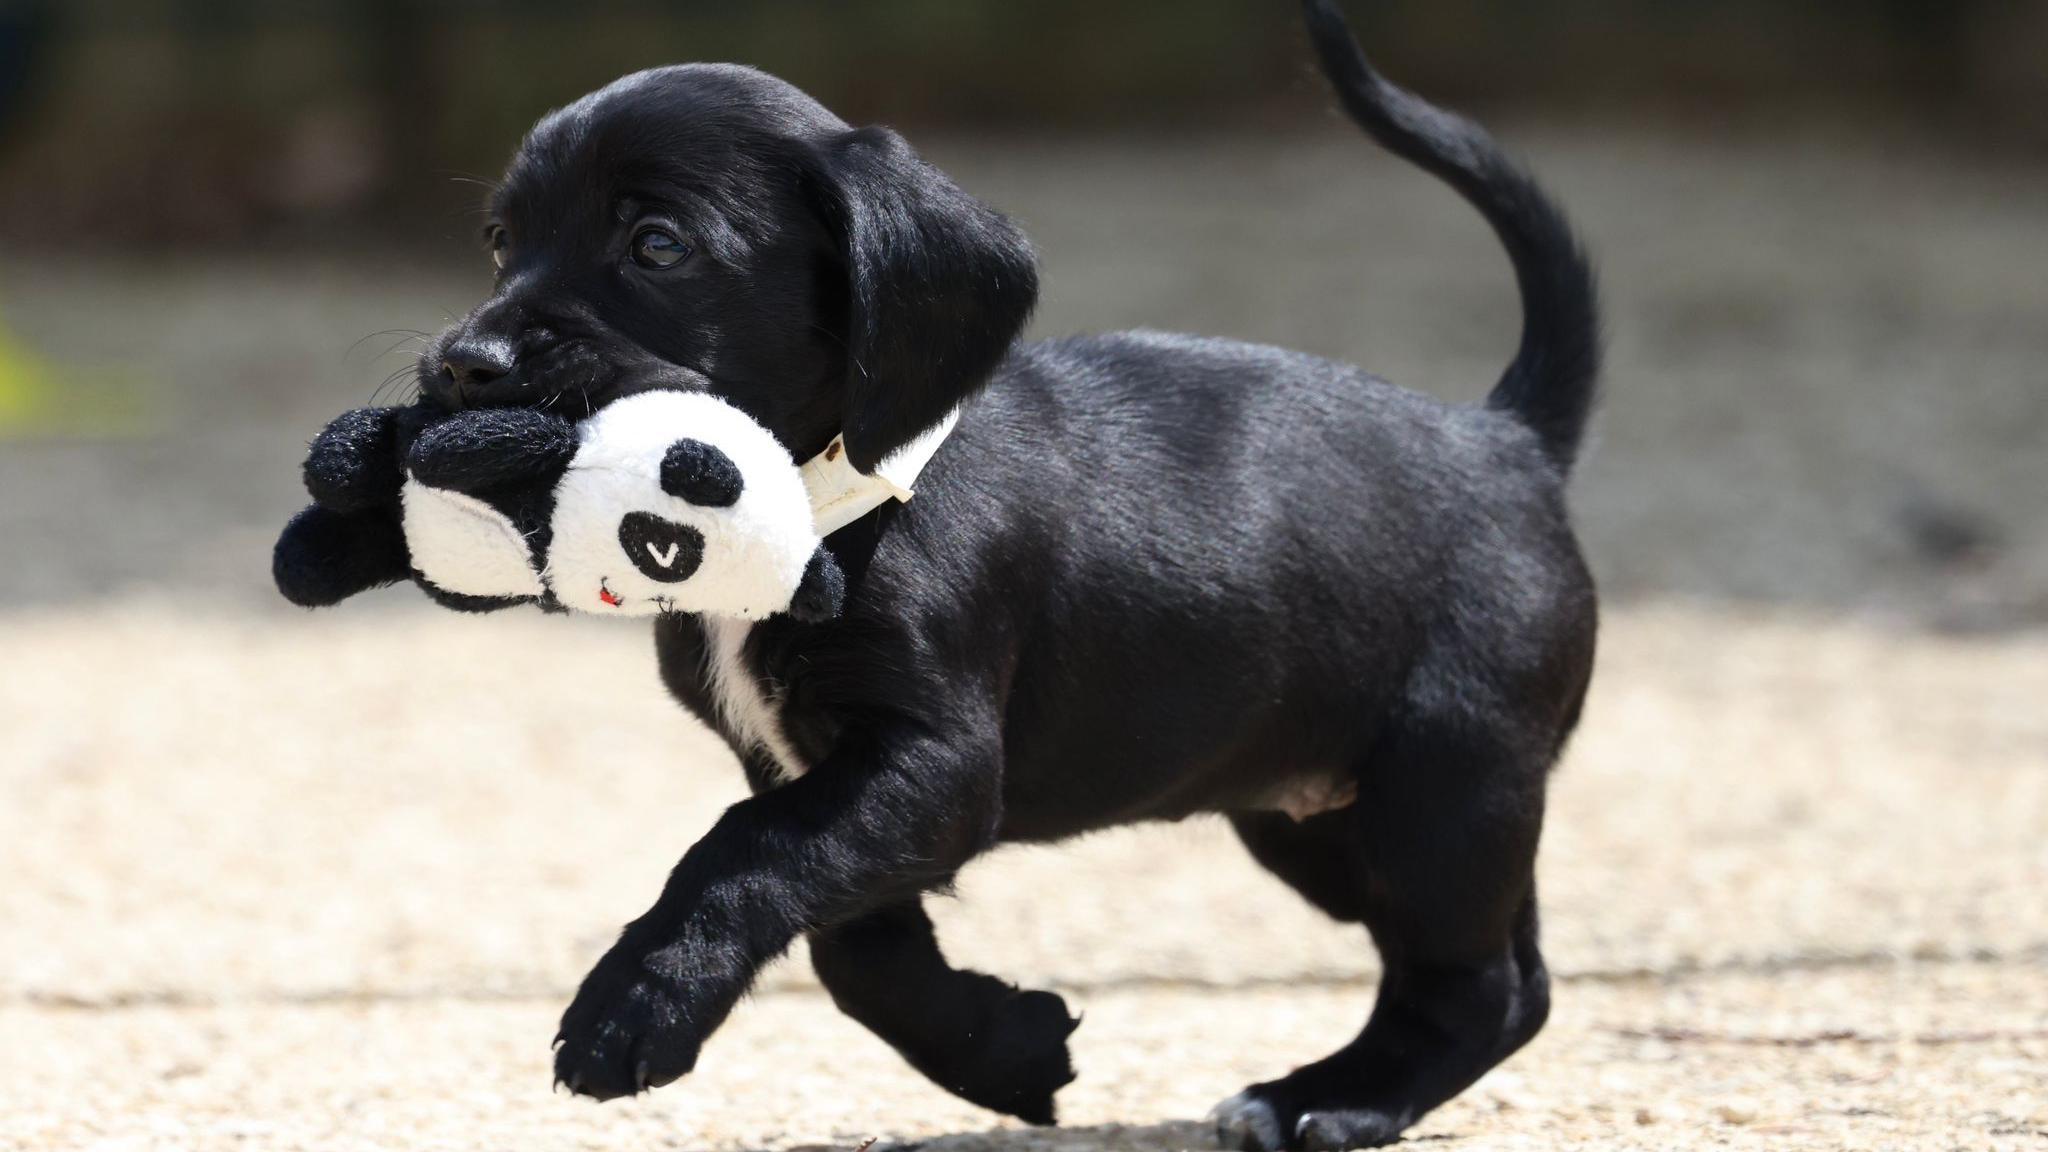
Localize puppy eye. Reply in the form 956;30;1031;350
631;227;692;270
487;225;510;271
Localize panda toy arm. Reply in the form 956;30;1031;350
272;404;566;612
273;405;425;608
274;395;845;622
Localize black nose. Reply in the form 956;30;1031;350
440;338;516;406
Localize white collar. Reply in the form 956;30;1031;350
798;408;960;536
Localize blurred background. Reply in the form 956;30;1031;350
3;4;2044;1150
3;0;2046;619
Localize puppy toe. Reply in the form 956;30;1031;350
1209;1090;1288;1152
1293;1109;1408;1152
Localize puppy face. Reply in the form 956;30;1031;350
419;63;1040;472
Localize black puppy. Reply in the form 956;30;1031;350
286;2;1599;1147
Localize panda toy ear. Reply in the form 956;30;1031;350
660;438;746;508
395;408;578;606
786;546;846;622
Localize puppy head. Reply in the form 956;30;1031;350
420;63;1037;471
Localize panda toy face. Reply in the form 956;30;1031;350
393;390;843;621
546;391;826;619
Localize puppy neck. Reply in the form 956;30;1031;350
800;408;960;536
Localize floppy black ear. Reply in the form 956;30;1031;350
810;126;1037;472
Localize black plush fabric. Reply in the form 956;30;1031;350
659;438;745;507
404;408;579;494
301;406;408;513
787;545;845;622
272;504;410;607
619;511;706;583
414;577;532;614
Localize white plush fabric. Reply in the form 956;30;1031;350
400;483;545;598
547;391;821;619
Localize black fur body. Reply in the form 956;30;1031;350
273;3;1602;1147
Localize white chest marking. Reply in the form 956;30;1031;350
646;540;681;567
700;618;807;785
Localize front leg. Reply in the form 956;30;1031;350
811;899;1079;1124
554;721;1002;1100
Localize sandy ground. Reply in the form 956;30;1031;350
3;604;2044;1151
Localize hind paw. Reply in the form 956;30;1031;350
943;988;1079;1125
1292;1109;1410;1151
1210;1090;1289;1152
1210;1088;1410;1152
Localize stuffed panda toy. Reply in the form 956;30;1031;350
273;391;847;622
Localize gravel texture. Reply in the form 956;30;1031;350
4;605;2044;1151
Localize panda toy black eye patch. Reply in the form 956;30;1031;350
619;512;705;583
660;438;744;507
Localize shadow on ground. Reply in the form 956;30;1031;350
801;1121;1216;1152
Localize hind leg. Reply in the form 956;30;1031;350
810;898;1079;1124
1213;726;1552;1151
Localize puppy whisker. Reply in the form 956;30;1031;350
443;173;503;194
368;362;427;406
343;327;431;363
370;333;430;365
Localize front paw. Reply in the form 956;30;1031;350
554;948;708;1101
948;987;1080;1125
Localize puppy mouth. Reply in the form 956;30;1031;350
416;340;714;417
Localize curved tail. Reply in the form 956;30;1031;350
1301;0;1601;471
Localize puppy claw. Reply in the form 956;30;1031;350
1208;1090;1285;1152
1292;1109;1408;1151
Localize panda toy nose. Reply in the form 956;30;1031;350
619;512;705;583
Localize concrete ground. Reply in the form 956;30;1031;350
3;131;2045;1149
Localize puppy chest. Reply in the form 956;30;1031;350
699;619;808;786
